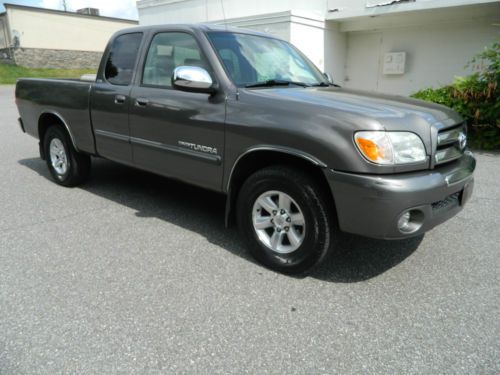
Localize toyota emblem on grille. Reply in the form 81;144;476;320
458;132;467;150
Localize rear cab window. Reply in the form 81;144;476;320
104;33;143;85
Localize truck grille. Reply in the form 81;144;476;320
432;191;460;212
435;123;467;165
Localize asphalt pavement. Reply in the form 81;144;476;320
0;85;498;374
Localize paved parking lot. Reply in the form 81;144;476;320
0;85;499;374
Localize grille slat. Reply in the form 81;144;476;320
437;127;464;146
435;123;467;165
432;191;460;212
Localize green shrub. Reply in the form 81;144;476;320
412;42;500;150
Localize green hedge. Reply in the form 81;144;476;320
411;42;500;150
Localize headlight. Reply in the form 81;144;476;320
354;131;426;165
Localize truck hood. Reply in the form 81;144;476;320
245;86;462;130
237;86;465;174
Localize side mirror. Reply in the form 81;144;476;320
172;66;217;94
323;72;333;84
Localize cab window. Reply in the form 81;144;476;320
104;33;142;85
142;32;209;88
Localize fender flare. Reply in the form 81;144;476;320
224;145;328;227
39;111;80;152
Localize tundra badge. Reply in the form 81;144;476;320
178;141;218;155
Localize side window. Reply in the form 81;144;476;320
105;33;142;85
142;32;208;87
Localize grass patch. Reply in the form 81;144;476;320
0;64;96;84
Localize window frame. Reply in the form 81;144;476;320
103;32;144;87
139;30;215;90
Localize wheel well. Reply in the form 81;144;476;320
225;150;335;226
38;113;68;159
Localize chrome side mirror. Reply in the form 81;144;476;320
172;66;216;94
323;72;333;84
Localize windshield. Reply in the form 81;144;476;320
207;31;327;88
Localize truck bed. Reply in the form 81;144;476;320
16;78;96;154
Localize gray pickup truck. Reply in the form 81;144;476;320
15;24;475;273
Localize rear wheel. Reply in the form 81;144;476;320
43;125;90;186
237;165;335;274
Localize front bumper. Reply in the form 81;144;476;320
324;151;476;239
18;117;25;133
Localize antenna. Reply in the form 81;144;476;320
62;0;68;11
220;0;227;29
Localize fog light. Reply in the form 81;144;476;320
397;210;424;234
398;212;411;231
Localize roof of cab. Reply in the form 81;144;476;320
114;23;278;39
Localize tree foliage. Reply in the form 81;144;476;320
412;42;499;150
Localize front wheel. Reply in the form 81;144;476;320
237;166;335;274
43;125;90;187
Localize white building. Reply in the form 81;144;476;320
0;3;137;68
137;0;500;95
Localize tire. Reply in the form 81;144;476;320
236;165;335;274
43;125;90;187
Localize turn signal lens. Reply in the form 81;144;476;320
354;131;394;164
355;138;380;161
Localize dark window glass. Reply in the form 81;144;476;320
143;32;208;87
105;33;142;85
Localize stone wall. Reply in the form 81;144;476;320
12;48;102;69
0;48;14;63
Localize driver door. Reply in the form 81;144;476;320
128;31;225;191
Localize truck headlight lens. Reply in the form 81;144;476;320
355;131;426;165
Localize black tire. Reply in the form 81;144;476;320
236;165;335;274
43;125;90;187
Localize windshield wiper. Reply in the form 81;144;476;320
311;81;342;88
245;79;310;88
311;82;330;87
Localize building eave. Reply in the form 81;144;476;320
326;0;500;21
327;1;500;32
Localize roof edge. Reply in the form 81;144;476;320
2;3;138;24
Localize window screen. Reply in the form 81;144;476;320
142;32;208;87
105;33;142;85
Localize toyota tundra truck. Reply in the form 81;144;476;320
15;24;475;274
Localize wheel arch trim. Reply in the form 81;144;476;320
38;111;80;152
224;146;329;227
225;145;328;193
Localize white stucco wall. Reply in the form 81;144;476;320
137;0;329;24
343;20;499;95
0;15;8;48
6;6;137;52
137;1;343;79
137;0;500;95
324;22;346;85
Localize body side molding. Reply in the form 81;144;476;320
94;129;222;165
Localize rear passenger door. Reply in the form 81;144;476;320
128;31;225;191
90;32;143;163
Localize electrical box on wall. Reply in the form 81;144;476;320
383;52;406;75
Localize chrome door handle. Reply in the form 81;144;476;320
114;95;126;104
135;98;149;107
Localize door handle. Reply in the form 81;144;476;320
114;95;126;104
135;98;149;107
